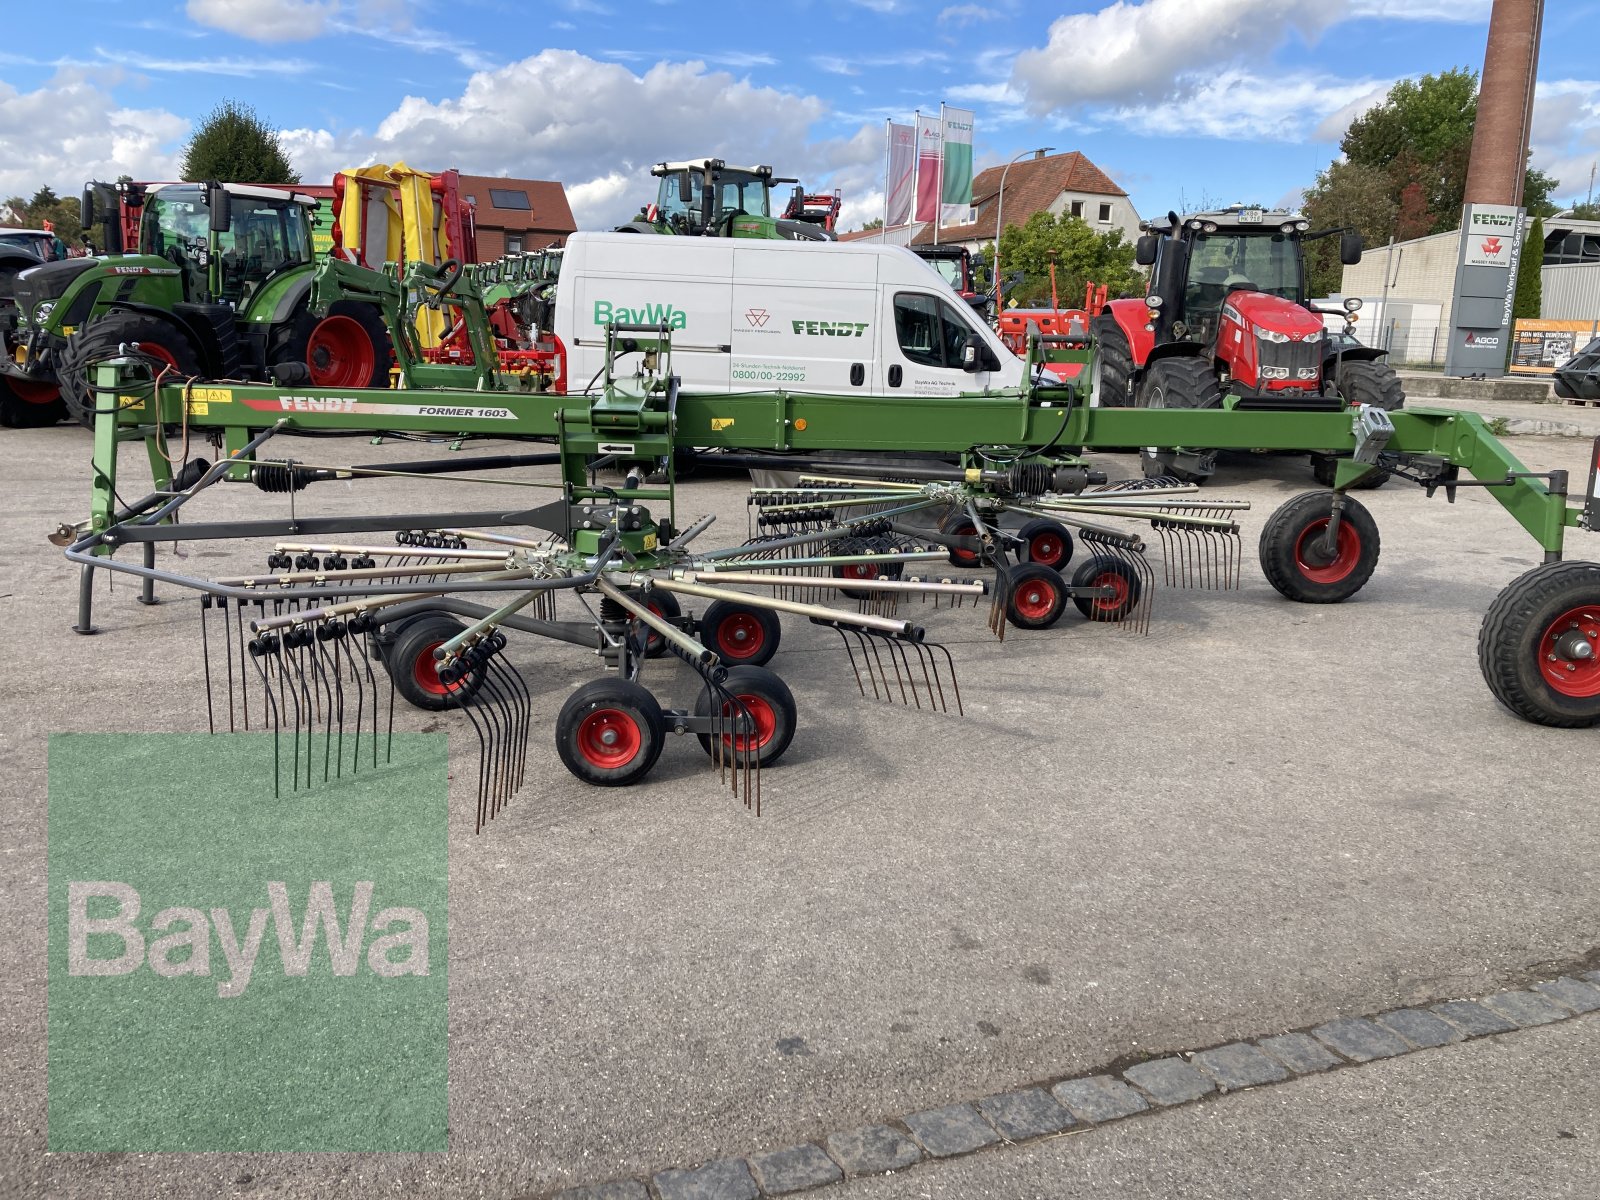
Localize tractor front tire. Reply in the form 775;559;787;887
1136;356;1223;484
1478;562;1600;727
1090;314;1134;408
1330;358;1405;411
59;311;203;427
1259;491;1380;604
278;300;392;390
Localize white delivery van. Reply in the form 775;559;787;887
552;232;1023;397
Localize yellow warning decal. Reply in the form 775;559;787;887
642;532;658;552
193;388;233;404
710;417;735;431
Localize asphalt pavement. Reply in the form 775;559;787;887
3;412;1598;1198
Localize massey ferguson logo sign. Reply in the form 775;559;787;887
1481;236;1502;256
745;308;770;327
1462;204;1520;268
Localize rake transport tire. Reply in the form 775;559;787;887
385;614;487;712
60;311;202;427
832;553;904;601
0;375;66;427
941;512;990;567
1091;314;1134;408
1136;356;1223;484
640;589;682;658
700;599;782;666
557;679;666;786
1017;518;1073;570
1478;562;1600;727
694;665;798;768
1260;491;1380;604
278;301;392;390
1071;555;1143;622
1003;562;1068;630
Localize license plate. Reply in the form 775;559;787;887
1238;208;1264;224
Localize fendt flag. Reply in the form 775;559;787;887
885;121;916;228
914;112;942;224
940;106;975;227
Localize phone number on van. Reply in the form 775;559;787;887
732;365;809;383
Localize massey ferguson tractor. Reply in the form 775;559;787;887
617;160;834;241
1092;205;1401;482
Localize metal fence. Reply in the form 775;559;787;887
1360;318;1447;368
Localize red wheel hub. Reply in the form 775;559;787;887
715;611;766;660
411;640;465;697
841;563;880;581
137;342;183;373
949;521;980;565
1090;571;1130;613
1293;518;1361;584
1029;532;1064;566
9;378;60;405
305;315;377;388
1014;577;1059;620
1538;606;1600;698
717;694;777;752
576;708;643;768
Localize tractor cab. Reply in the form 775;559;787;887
138;183;316;308
619;159;832;241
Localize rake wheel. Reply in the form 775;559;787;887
1018;518;1074;570
1004;562;1068;630
640;589;683;658
694;665;797;767
700;599;782;666
1071;555;1143;622
1259;491;1379;604
385;613;487;712
556;678;666;786
1479;561;1600;727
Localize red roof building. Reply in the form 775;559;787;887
458;175;575;256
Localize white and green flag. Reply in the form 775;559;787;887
939;105;975;226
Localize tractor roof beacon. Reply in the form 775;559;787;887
616;159;835;242
1092;205;1398;483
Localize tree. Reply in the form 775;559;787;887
859;216;884;231
181;100;299;184
1523;169;1559;218
1301;161;1397;296
1567;200;1600;221
996;212;1142;307
1513;215;1543;321
29;185;59;211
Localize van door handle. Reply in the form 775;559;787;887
850;363;864;386
888;365;902;388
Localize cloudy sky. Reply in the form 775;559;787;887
1;0;1596;231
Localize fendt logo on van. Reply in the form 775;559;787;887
593;299;688;329
792;320;870;337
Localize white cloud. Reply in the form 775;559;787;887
186;0;340;42
1096;68;1391;143
1529;80;1600;205
0;71;187;200
1347;0;1491;20
1012;0;1342;114
938;4;999;25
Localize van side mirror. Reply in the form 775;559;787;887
1135;234;1158;267
206;182;231;233
1339;230;1363;265
962;338;980;371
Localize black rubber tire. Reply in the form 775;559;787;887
1136;356;1223;483
1329;357;1405;411
1003;562;1068;630
699;599;782;666
276;300;392;390
1071;554;1144;622
940;511;990;567
1478;561;1600;727
1310;453;1389;491
1017;518;1074;570
556;678;666;786
831;555;903;601
0;376;67;427
638;588;682;658
1090;314;1134;408
1259;491;1380;603
384;613;487;712
59;310;203;427
694;664;798;768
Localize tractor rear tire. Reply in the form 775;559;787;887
1259;491;1380;604
59;311;204;427
277;301;392;390
1478;561;1600;727
0;376;67;427
1136;356;1223;484
1330;358;1405;411
1090;314;1134;408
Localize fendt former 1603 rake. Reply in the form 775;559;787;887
55;250;1600;830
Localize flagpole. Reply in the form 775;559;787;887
934;103;944;247
882;119;891;239
911;109;921;241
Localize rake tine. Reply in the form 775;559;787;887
832;625;868;697
247;638;281;798
860;628;897;700
234;600;250;731
273;638;300;792
910;639;945;713
884;636;921;709
314;629;344;781
928;640;964;716
487;650;530;799
452;677;492;834
199;598;217;736
307;630;336;783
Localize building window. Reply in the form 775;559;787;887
1069;200;1083;219
489;188;531;210
507;235;523;253
1098;202;1113;223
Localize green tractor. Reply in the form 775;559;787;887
616;159;833;241
3;179;390;425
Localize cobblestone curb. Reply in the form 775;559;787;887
547;971;1600;1200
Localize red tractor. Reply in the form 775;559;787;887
1093;206;1401;482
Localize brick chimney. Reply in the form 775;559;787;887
1462;0;1544;207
